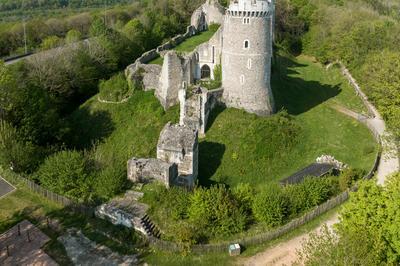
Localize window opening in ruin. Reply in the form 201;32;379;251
201;65;211;79
212;46;215;63
240;75;245;85
244;40;250;49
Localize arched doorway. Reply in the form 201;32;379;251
201;64;211;79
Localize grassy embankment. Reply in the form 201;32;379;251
0;52;378;264
71;52;376;191
147;25;220;65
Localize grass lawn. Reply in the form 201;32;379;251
199;54;377;189
69;90;179;170
174;26;219;53
147;55;164;66
147;25;220;66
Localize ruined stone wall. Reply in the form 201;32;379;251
156;51;185;109
127;158;177;188
180;87;224;136
203;0;225;25
157;123;199;187
197;27;223;79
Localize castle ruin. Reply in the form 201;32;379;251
125;0;275;189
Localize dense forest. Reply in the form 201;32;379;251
0;0;132;12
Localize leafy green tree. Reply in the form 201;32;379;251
41;35;64;50
188;185;247;237
0;120;41;173
360;50;400;139
252;185;289;227
65;29;82;44
35;150;93;201
300;174;400;265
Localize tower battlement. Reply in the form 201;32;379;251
227;0;273;14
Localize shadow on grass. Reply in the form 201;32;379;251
66;106;115;149
205;105;226;133
198;141;226;187
272;55;341;115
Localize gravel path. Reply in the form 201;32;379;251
240;65;399;266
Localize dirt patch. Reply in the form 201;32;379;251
239;213;339;266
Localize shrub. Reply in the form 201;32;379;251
99;72;131;102
0;120;42;173
94;163;127;200
252;185;289;227
188;185;247;238
339;168;364;191
232;183;254;215
34;150;93;201
285;176;340;216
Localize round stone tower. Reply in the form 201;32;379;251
222;0;275;116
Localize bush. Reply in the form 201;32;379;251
188;185;247;238
34;150;93;201
99;72;132;102
252;185;289;227
285;176;340;216
339;168;364;191
94;163;127;200
232;183;254;215
0;120;42;173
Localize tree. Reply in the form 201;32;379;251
188;185;247;238
252;185;289;227
0;120;41;173
35;150;93;201
299;174;400;265
65;29;82;44
41;35;64;50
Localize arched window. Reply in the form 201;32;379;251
244;40;250;49
240;75;245;85
247;58;252;69
201;65;211;79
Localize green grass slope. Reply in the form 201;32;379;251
147;25;220;65
70;54;376;191
199;54;376;188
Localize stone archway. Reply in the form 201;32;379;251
201;64;211;79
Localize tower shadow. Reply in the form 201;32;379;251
272;55;341;115
198;141;226;187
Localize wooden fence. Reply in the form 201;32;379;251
3;172;94;216
149;149;381;253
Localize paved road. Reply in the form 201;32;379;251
0;177;15;198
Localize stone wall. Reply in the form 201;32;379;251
157;122;199;187
156;51;185;109
192;0;225;30
197;27;223;79
127;158;178;188
179;87;224;136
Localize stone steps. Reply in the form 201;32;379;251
140;215;161;239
